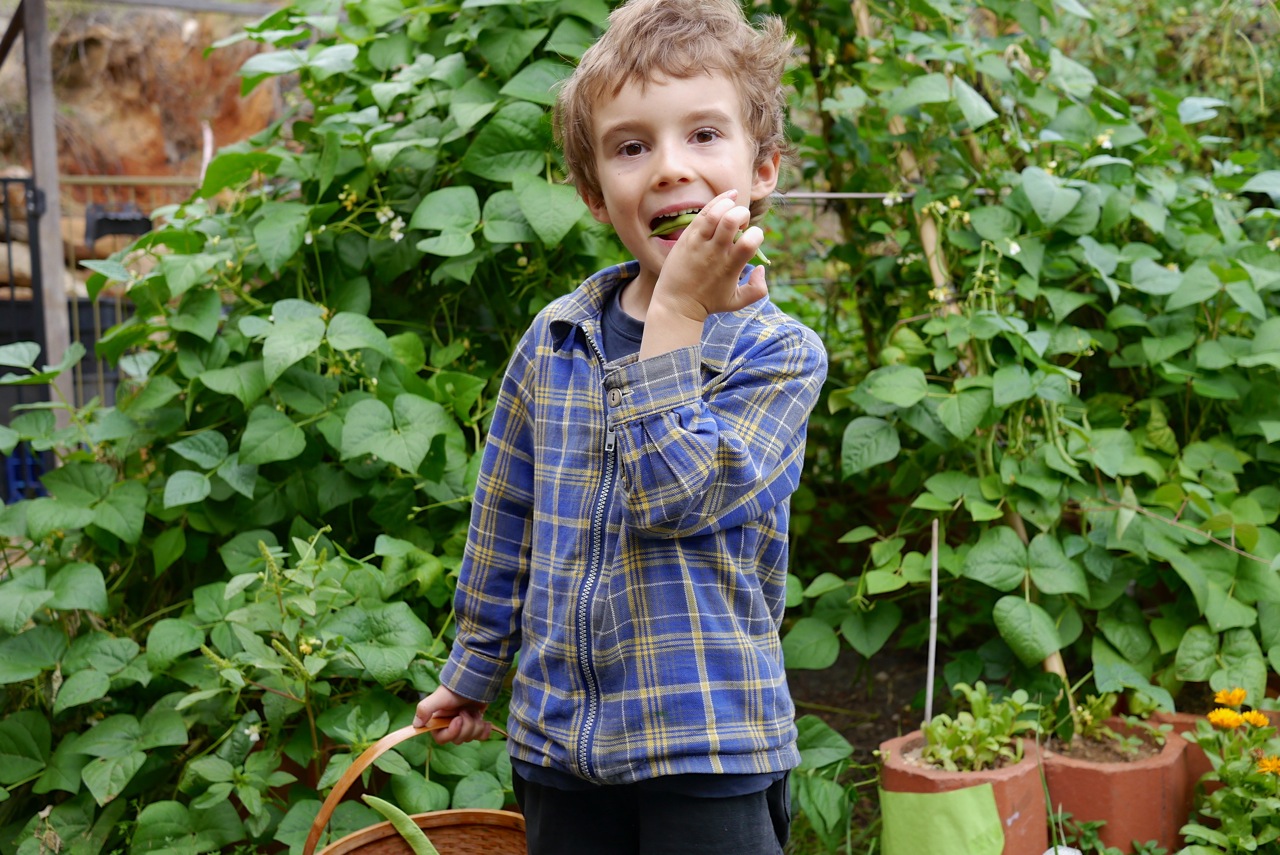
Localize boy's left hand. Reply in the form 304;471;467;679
652;189;767;324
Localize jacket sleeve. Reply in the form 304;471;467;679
602;315;827;538
438;331;536;703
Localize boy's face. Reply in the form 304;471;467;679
583;71;779;292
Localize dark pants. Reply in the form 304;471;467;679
512;769;791;855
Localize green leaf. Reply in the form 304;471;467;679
1166;263;1221;311
92;481;146;545
390;773;451;815
1174;625;1217;681
42;462;114;507
0;570;54;633
409;186;481;233
239;405;306;465
795;715;854;771
0;341;41;369
781;617;839;670
158;254;218;299
47;562;108;612
200;361;268;407
991;364;1033;407
938;387;992;439
264;316;326;384
993;596;1061;665
1241;170;1280;198
0;625;66;684
962;526;1027;592
840;602;902;658
164;471;212;509
253;202;310;275
512;173;585;247
476;27;549;78
1027;534;1089;597
482;190;537;244
25;498;95;541
83;751;146;806
1022;167;1081;228
54;670;112;715
969;206;1021;242
169;432;230;470
130;800;245;853
1130;258;1182;296
1098;598;1153;662
863;365;929;408
0;711;50;785
1177;96;1228;125
841;417;899;477
886;72;952;116
139;708;189;750
341;394;453;473
169;288;222;342
952;77;998;129
146;619;205;671
327;312;390;355
198;152;282;198
1211;629;1266;706
452;770;504;809
461;102;546;182
154;527;186;576
1046;48;1096;99
498;58;572;105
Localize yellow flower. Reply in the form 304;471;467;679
1215;688;1248;707
1243;710;1270;728
1259;755;1280;775
1208;708;1244;730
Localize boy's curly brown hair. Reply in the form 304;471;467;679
553;0;794;221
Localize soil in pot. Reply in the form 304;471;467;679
1043;722;1189;855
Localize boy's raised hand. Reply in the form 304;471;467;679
641;190;767;359
655;189;768;321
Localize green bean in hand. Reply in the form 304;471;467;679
649;212;770;266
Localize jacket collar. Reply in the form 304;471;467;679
548;260;768;373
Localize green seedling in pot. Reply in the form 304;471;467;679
361;794;441;855
649;212;770;266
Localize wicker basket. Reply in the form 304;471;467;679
303;723;526;855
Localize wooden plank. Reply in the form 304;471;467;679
23;0;73;416
62;0;280;17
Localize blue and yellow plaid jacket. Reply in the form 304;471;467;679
439;261;828;785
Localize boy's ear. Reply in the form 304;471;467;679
751;150;781;200
582;191;611;225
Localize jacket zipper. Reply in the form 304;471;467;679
575;334;615;781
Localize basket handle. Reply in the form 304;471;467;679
302;720;507;855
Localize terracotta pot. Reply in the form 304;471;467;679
1043;720;1190;854
1152;710;1212;799
879;731;1047;855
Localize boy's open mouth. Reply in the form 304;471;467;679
649;208;701;238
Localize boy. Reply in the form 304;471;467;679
414;0;827;850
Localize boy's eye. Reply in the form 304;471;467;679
619;141;645;157
692;128;720;144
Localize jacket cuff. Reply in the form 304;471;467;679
603;345;701;423
439;647;510;704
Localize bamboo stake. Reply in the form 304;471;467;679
924;518;940;724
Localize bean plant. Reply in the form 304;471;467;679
0;0;618;848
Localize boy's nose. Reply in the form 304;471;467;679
651;147;694;187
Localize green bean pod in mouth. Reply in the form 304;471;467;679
649;212;770;266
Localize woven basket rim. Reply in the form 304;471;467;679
316;808;526;855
